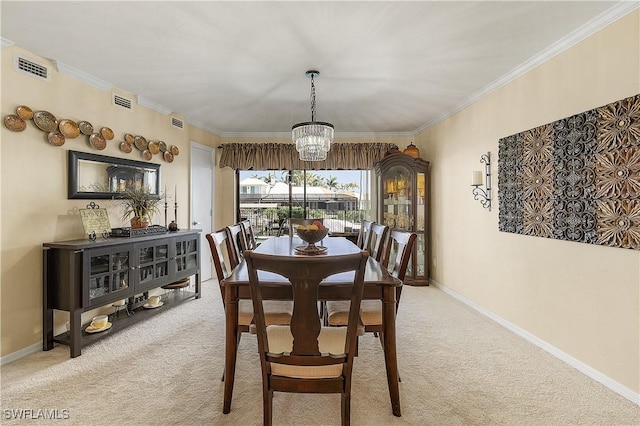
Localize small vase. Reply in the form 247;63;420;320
130;217;149;229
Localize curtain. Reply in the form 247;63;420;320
219;142;397;170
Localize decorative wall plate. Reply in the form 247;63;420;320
148;140;159;154
16;105;33;120
89;133;106;150
4;114;26;131
124;133;134;144
163;151;174;163
78;120;94;135
58;119;80;138
158;141;167;152
100;127;114;140
120;141;133;153
47;131;65;146
170;145;179;156
134;135;148;151
33;110;58;132
142;149;152;161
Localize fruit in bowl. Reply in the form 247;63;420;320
296;223;328;245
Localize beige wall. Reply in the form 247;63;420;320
416;11;640;394
0;46;218;356
2;11;638;402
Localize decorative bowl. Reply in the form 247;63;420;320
296;228;328;245
295;227;329;254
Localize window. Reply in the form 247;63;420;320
237;169;373;238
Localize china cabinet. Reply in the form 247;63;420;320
375;153;430;285
43;230;200;357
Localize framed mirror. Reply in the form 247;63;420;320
68;150;161;199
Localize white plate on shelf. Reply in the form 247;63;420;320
143;302;164;309
85;322;112;334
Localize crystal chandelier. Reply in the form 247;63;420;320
292;70;334;161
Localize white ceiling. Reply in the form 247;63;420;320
1;1;634;137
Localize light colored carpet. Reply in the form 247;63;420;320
1;282;638;425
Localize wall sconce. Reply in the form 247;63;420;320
471;152;491;211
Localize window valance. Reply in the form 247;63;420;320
218;142;397;170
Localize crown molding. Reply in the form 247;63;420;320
135;96;173;115
52;60;113;91
414;1;640;134
186;118;224;135
1;37;14;49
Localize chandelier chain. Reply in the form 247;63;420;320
309;73;316;122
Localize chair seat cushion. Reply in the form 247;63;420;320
326;300;382;326
266;325;347;379
238;300;293;326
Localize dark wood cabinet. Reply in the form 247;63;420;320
43;230;201;357
375;153;430;285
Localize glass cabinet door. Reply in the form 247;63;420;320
84;247;131;307
174;237;199;276
135;241;170;290
382;165;413;231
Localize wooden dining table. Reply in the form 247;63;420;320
220;236;403;417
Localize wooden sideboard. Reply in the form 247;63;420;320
43;230;201;357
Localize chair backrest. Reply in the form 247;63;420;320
240;219;257;251
245;250;368;368
225;223;246;265
367;222;389;262
288;218;323;236
381;230;417;308
205;229;239;302
356;220;373;249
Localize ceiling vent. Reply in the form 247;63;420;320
13;54;50;82
113;94;133;110
171;117;184;130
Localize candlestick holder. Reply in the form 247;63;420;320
471;152;491;211
164;201;168;228
168;202;179;231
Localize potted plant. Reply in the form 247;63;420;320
117;187;162;229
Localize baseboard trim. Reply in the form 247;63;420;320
1;341;41;366
430;279;640;406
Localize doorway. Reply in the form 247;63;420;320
190;142;214;281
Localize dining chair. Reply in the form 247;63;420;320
288;218;323;237
244;250;368;426
356;220;373;250
206;230;293;381
326;230;417;346
240;219;258;250
366;222;389;262
225;223;246;265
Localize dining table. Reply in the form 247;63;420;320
220;235;403;417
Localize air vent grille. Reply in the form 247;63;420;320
113;95;132;110
14;55;50;81
171;117;184;129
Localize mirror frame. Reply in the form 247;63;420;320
68;150;161;199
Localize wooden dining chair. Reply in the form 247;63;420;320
356;220;373;249
225;223;246;265
206;230;293;381
244;250;369;426
240;219;258;250
326;230;417;346
366;222;389;262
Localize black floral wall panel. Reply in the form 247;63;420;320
498;94;640;249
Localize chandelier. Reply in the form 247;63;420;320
292;70;334;161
